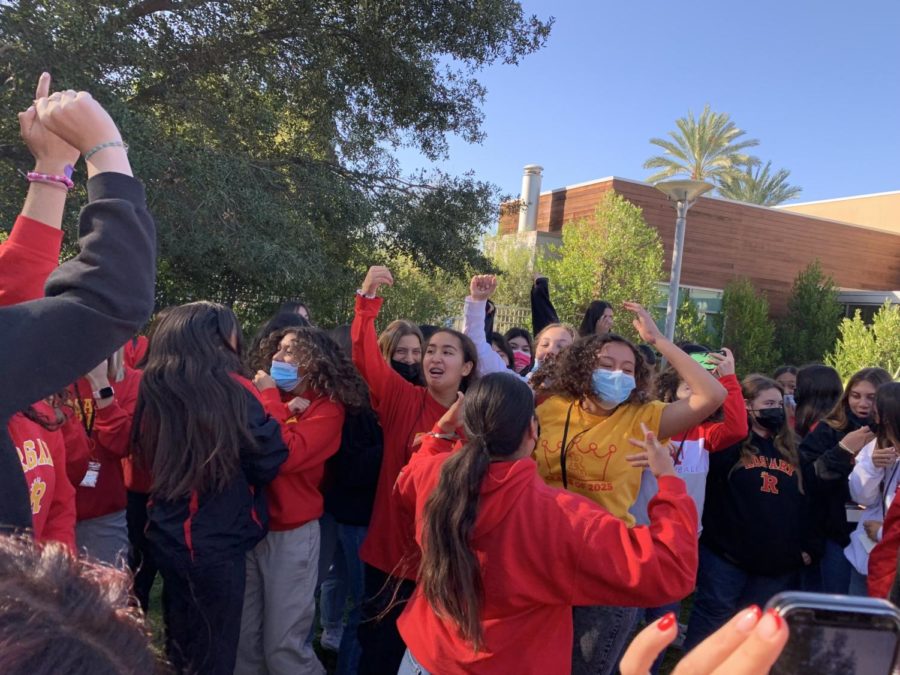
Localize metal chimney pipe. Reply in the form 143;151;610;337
517;164;543;233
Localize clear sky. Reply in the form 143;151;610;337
395;0;900;205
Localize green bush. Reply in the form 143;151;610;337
675;296;718;347
717;277;778;377
776;260;842;366
827;302;900;380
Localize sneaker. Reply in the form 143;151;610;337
320;628;343;652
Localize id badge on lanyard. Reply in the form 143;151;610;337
80;460;101;488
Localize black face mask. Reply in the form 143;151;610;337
753;407;785;432
391;359;421;384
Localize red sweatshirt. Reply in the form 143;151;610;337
351;294;449;579
869;491;900;598
395;430;699;674
123;335;149;369
0;215;64;306
7;404;76;549
70;368;141;521
258;387;345;530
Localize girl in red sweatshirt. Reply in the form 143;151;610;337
236;326;368;674
395;373;698;675
352;265;478;675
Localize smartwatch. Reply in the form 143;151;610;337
92;386;115;401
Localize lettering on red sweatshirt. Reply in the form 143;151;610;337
8;405;76;549
394;431;699;674
351;295;449;579
258;387;345;530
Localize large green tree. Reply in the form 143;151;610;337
541;192;664;342
718;161;802;206
643;104;759;184
0;1;552;325
776;260;843;366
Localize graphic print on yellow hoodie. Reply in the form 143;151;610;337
535;395;667;526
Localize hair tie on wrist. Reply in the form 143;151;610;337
26;170;74;190
84;140;128;162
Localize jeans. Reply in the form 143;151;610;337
848;567;869;596
397;649;431;675
358;564;416;675
334;524;368;675
685;544;799;650
75;508;129;567
820;538;853;594
320;525;348;639
571;605;640;675
160;556;246;675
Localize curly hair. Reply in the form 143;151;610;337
531;333;653;404
258;327;370;413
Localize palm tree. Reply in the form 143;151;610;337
718;161;802;206
644;105;759;184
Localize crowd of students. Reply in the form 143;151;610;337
2;74;900;675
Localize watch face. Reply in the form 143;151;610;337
97;386;115;399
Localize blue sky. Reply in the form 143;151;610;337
395;0;900;204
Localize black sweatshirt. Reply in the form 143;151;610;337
0;173;156;532
701;432;810;576
322;407;384;527
530;276;560;336
799;415;862;550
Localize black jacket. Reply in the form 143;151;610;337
0;173;156;531
323;407;384;527
799;416;862;550
146;387;288;569
702;433;811;576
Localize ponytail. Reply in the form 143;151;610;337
420;437;491;649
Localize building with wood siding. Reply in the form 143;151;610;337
497;173;900;319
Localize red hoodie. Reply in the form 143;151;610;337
351;294;449;579
70;368;141;521
258;387;345;530
395;430;699;674
7;404;76;549
123;335;149;369
0;215;63;306
869;491;900;598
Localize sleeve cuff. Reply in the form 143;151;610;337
86;172;146;206
260;387;285;409
354;294;384;315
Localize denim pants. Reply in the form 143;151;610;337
684;544;799;650
332;524;368;675
397;649;431;675
571;604;640;675
848;567;869;596
819;538;853;594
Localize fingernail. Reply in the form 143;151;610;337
736;605;762;633
657;612;677;631
757;609;782;640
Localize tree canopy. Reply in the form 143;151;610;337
718;161;802;206
0;0;552;325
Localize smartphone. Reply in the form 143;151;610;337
689;350;724;372
766;592;900;675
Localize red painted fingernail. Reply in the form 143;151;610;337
766;608;783;630
657;612;677;631
749;604;762;618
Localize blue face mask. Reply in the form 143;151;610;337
591;369;636;408
270;360;301;392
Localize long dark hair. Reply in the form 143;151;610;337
246;311;310;373
257;327;371;413
875;382;900;452
794;364;843;437
489;332;515;370
419;374;535;651
579;300;612;337
133;302;256;501
503;327;533;355
824;367;892;432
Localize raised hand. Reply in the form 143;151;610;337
18;73;80;171
34;89;122;155
707;348;735;378
624;302;663;345
361;266;394;297
841;426;876;455
469;274;498;302
436;392;465;435
253;369;276;392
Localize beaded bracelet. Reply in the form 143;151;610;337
26;170;74;190
84;140;128;162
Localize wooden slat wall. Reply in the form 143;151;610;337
498;179;900;314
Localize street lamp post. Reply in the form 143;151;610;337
654;179;714;342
